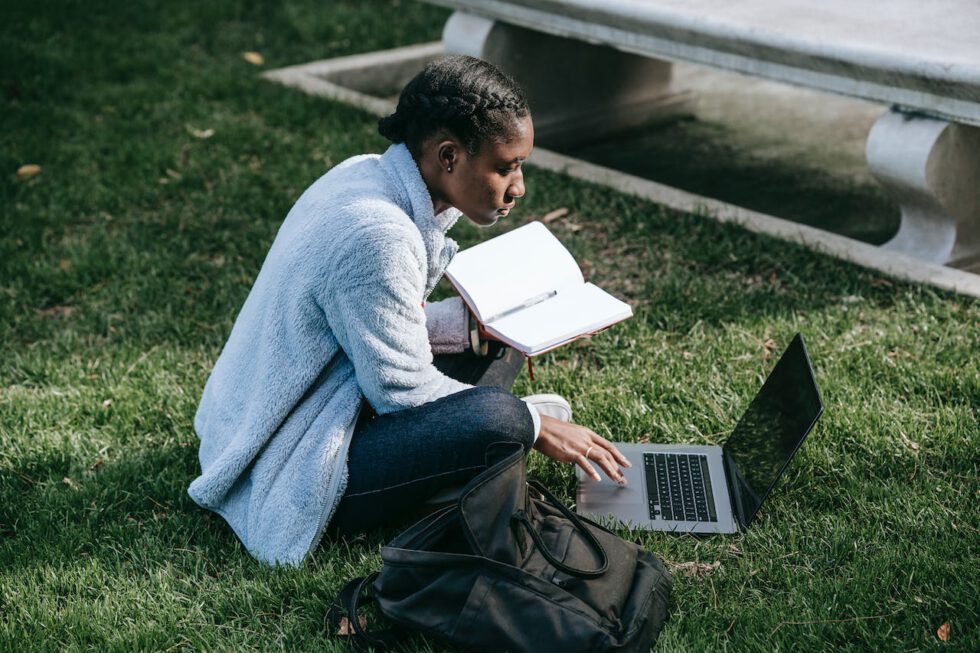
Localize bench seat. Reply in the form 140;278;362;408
425;0;980;269
429;0;980;125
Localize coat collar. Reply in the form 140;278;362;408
379;143;462;298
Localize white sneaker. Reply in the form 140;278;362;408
521;393;572;422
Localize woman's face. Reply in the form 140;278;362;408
442;115;534;227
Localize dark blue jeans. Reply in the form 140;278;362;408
331;343;533;534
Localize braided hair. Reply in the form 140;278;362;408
378;55;529;158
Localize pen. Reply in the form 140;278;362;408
485;290;558;324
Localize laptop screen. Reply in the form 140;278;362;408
722;334;823;526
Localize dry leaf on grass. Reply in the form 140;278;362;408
101;399;113;408
17;164;41;180
37;305;75;318
899;432;920;452
936;621;950;641
668;560;721;579
542;207;569;224
761;336;777;361
188;127;215;139
62;477;79;490
337;615;368;636
242;51;264;65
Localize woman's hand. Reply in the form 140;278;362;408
532;415;631;484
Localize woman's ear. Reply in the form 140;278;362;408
437;141;457;173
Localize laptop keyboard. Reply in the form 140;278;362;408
644;453;718;522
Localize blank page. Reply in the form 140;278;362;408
445;221;583;323
487;283;633;355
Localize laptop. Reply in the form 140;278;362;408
576;333;823;533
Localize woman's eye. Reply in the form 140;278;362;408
498;167;515;175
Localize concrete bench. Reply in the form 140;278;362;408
422;0;980;270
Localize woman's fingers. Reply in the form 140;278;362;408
534;416;629;485
577;454;601;482
584;440;628;485
594;436;632;469
595;449;628;485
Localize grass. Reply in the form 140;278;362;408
1;0;978;650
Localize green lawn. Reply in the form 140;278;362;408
1;1;978;650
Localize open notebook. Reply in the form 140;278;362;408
445;221;633;356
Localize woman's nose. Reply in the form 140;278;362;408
508;171;525;199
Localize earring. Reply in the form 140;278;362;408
447;164;453;173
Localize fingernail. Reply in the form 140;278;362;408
593;475;601;482
624;460;633;468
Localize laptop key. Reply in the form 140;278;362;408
699;456;718;522
645;452;718;522
678;457;698;520
695;503;709;521
644;455;659;505
645;454;665;520
689;456;710;521
665;457;683;517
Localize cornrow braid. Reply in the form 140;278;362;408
378;55;529;157
402;91;525;119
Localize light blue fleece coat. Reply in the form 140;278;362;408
189;143;474;566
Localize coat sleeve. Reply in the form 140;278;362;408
424;297;470;354
320;222;471;415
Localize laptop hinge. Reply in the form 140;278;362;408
722;449;748;529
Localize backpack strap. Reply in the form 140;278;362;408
514;479;609;579
327;573;401;652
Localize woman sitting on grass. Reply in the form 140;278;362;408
187;55;629;565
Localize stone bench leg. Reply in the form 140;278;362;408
442;11;691;148
866;109;980;270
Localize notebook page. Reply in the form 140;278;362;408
445;221;583;323
486;283;633;355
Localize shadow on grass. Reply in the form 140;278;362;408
0;442;443;651
0;435;401;576
561;118;900;245
0;441;228;571
509;174;921;333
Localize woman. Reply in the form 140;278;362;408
188;56;629;566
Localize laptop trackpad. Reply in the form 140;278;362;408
576;464;644;503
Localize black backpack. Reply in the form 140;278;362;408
330;442;672;652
